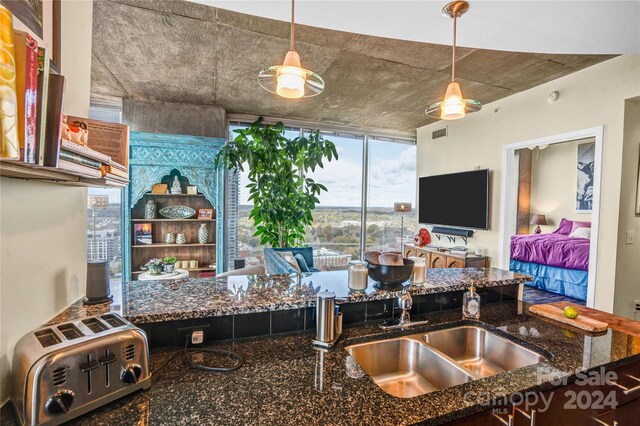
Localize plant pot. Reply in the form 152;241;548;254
164;264;175;273
148;264;163;275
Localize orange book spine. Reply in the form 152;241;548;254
0;6;20;159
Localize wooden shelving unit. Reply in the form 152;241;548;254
132;265;216;275
131;184;216;280
0;160;128;188
133;243;215;248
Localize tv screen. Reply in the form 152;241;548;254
418;169;490;229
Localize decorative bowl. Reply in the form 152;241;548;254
367;258;415;291
159;205;196;219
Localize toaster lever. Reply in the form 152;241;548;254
79;359;100;372
99;352;116;365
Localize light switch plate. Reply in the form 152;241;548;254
627;231;635;245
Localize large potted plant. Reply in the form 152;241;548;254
215;117;337;248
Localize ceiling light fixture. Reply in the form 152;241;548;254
426;1;482;120
257;0;324;99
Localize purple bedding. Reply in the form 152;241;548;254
510;233;590;271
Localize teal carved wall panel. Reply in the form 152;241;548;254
123;132;226;279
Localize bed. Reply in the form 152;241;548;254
509;219;591;301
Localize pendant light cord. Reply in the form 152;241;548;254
451;14;457;82
290;0;295;51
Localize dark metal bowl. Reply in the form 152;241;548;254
367;258;415;291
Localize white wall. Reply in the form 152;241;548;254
613;99;640;319
0;1;93;403
417;55;640;313
529;138;594;232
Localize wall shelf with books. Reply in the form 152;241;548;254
0;160;129;188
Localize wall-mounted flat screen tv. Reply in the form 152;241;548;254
418;169;490;230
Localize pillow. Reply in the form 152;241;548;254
277;251;301;272
571;221;591;233
263;248;298;274
569;227;591;239
553;218;574;235
294;254;310;273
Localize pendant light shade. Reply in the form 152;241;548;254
426;1;482;120
258;0;325;99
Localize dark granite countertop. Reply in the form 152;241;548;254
47;268;531;325
6;300;638;426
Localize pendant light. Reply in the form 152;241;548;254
258;0;325;99
426;1;482;120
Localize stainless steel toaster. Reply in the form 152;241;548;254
11;313;152;426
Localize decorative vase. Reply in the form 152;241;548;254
176;233;186;244
170;176;182;194
164;264;175;273
164;233;176;244
198;223;208;244
144;199;157;219
148;264;163;275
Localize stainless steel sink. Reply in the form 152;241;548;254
345;324;548;398
423;326;547;379
345;337;473;398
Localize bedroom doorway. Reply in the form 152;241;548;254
498;126;604;308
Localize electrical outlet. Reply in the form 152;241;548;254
626;231;635;245
191;330;204;344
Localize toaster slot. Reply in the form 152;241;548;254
35;329;61;347
100;314;126;328
82;318;108;333
57;323;84;340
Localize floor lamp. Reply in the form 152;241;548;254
88;195;109;260
394;202;412;250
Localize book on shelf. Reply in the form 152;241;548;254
56;159;102;179
109;161;127;172
13;30;38;163
43;73;65;167
35;47;50;165
59;149;102;169
0;6;20;160
67;116;129;170
100;164;128;179
61;138;111;163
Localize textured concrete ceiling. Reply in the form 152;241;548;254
91;0;616;134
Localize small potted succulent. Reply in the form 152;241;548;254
163;256;177;273
141;258;164;275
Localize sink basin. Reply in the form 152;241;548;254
346;337;472;398
345;324;549;398
423;326;547;379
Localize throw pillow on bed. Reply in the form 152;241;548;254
553;218;574;235
571;220;591;233
569;227;591;239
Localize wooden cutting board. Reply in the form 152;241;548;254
529;303;609;332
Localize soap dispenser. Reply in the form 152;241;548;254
463;285;480;319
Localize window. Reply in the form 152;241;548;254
366;139;417;252
87;104;124;282
228;120;416;271
304;132;364;270
87;188;123;280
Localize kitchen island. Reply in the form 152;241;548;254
43;268;530;346
3;299;639;425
